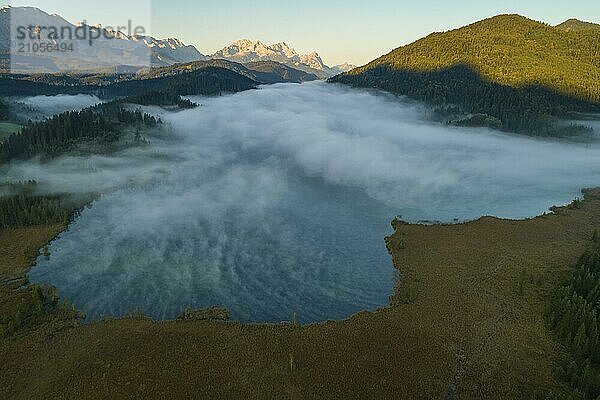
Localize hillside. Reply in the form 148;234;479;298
0;59;315;159
346;15;600;101
331;15;600;136
0;67;257;98
0;59;317;99
556;18;600;32
97;65;255;97
244;61;319;83
0;100;166;163
143;59;319;84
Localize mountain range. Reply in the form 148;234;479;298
0;6;354;77
0;6;206;71
211;39;356;78
0;58;320;99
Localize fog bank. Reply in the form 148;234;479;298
16;81;600;322
10;94;103;120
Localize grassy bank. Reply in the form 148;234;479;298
1;190;600;399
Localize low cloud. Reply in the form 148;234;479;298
10;94;103;120
7;82;599;322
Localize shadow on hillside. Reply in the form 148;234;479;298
330;64;600;137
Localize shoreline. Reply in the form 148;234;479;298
1;188;595;329
2;188;600;398
4;188;596;327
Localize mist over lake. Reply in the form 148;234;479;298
18;82;600;323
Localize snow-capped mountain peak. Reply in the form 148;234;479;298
210;39;353;78
330;62;358;75
1;6;206;72
299;52;327;71
1;6;356;77
269;42;299;58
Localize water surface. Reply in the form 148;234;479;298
25;82;600;322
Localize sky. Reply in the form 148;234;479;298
4;0;600;65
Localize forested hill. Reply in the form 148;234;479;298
0;102;161;163
331;15;600;136
556;18;600;32
0;65;258;98
95;66;257;98
0;60;316;98
342;15;600;102
143;59;319;84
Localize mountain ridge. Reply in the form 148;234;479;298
209;38;356;78
332;14;600;136
0;58;318;98
1;6;353;78
341;14;600;101
555;18;600;32
0;5;206;72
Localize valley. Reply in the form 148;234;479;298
1;5;600;399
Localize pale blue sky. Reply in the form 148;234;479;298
4;0;600;65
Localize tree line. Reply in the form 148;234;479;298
0;65;258;98
0;194;70;229
120;91;198;109
0;103;160;163
546;233;600;399
0;181;96;230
